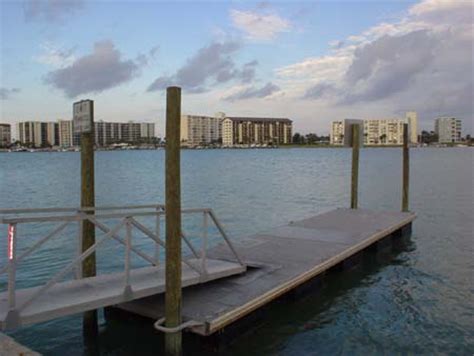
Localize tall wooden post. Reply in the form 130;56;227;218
165;87;182;356
402;123;410;212
75;100;98;339
350;124;360;209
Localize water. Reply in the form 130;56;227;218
0;148;473;355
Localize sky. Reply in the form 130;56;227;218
1;0;473;138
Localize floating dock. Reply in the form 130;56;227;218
115;208;415;336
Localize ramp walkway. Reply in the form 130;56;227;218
0;205;246;330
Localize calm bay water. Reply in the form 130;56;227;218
0;148;473;355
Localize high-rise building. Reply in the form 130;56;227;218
363;119;405;145
17;121;59;147
19;120;155;147
330;112;416;146
330;119;364;146
181;115;222;147
222;116;292;146
58;120;79;147
0;123;11;147
330;121;344;145
435;117;462;143
406;111;418;144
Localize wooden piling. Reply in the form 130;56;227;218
165;86;182;356
402;123;410;212
79;101;98;339
350;124;360;209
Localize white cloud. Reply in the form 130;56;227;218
230;9;291;40
271;0;473;130
35;42;76;68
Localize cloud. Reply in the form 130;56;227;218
275;0;473;127
230;9;291;40
23;0;84;22
223;82;280;101
147;41;257;93
35;42;76;68
45;40;142;98
0;88;21;100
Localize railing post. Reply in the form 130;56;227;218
5;223;19;329
402;123;410;212
75;212;83;279
350;124;360;209
201;212;208;277
7;223;17;310
124;217;133;299
155;209;160;266
165;86;182;356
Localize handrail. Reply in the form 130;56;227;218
1;207;210;224
0;204;244;325
0;204;165;215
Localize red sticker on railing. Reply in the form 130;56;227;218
8;224;15;260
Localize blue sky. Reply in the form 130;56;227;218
1;0;472;137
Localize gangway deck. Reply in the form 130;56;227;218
0;258;244;329
0;205;246;330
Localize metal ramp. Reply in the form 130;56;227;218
0;205;246;330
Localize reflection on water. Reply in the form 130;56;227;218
0;148;473;354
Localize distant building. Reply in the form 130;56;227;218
17;121;59;147
330;112;417;146
222;116;292;146
435;117;462;143
19;120;155;147
406;111;418;144
181;115;222;147
330;119;364;146
58;120;79;147
364;119;405;145
0;123;11;147
330;121;344;145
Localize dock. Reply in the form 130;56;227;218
115;208;415;336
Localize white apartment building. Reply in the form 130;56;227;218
0;124;11;147
180;115;221;147
17;121;59;147
222;117;292;146
364;119;405;145
330;112;418;146
58;120;78;147
435;117;462;143
330;121;344;145
406;111;418;144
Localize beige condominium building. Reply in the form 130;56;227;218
0;123;11;147
18;120;155;147
330;112;418;146
222;116;292;146
17;121;59;147
181;114;222;147
435;117;462;143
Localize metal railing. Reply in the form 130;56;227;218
0;204;244;329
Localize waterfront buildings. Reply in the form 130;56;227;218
58;120;78;147
17;121;59;147
17;120;155;147
222;116;292;146
180;113;292;147
0;123;11;147
435;117;462;143
406;112;418;144
330;112;418;146
94;121;155;146
181;114;222;146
